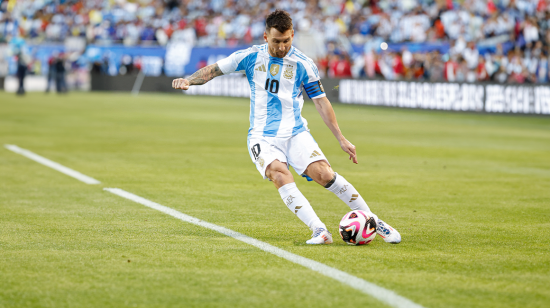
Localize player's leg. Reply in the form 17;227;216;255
265;160;331;244
304;161;372;212
248;137;331;244
304;161;401;244
288;132;400;244
287;133;372;212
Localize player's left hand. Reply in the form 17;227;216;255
340;138;357;164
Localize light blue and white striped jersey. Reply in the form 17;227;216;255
217;44;326;138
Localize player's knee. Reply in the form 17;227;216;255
324;170;336;183
266;161;292;184
269;169;293;188
270;169;287;183
317;168;335;185
306;161;334;184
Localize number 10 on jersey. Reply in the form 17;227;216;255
265;78;279;94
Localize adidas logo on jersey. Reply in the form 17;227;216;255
255;64;266;72
310;150;321;158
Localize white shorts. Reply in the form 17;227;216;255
247;131;330;179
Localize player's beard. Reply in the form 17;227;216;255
270;46;291;58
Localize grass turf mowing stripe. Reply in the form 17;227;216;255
4;144;101;185
104;187;425;308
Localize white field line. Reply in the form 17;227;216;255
4;144;100;185
3;145;423;308
104;187;425;308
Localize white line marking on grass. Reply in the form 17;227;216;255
104;187;425;308
2;145;422;308
4;144;101;185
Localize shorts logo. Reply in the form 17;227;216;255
285;195;295;206
294;205;302;213
283;65;294;79
309;150;321;158
258;157;265;168
251;143;261;160
269;64;280;76
349;194;358;202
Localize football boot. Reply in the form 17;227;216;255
306;227;333;244
375;219;401;244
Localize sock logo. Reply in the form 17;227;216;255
294;205;302;213
337;185;348;195
349;194;358;202
309;150;321;158
285;195;295;206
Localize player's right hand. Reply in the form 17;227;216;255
172;78;190;90
339;138;358;164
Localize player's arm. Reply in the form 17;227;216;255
172;64;224;90
173;47;252;90
312;96;358;164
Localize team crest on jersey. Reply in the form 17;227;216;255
269;64;280;76
283;65;294;79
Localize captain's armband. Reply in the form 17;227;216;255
303;80;326;99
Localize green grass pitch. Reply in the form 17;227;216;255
1;91;549;308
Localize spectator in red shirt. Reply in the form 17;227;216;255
393;52;405;79
433;18;446;40
476;57;489;81
317;54;329;77
444;55;460;81
194;17;207;37
332;55;352;78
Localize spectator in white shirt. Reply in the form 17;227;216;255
463;41;479;70
523;18;539;44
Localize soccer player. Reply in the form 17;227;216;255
172;10;401;245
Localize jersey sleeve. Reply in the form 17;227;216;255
297;57;326;99
216;48;253;75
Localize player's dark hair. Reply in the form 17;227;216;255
265;10;293;34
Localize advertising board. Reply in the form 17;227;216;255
339;80;550;115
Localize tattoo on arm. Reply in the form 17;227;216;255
187;64;223;86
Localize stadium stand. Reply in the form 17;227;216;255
1;0;549;84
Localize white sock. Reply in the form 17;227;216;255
325;173;372;213
278;183;326;230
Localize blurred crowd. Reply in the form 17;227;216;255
1;0;550;83
320;0;550;84
329;40;550;83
